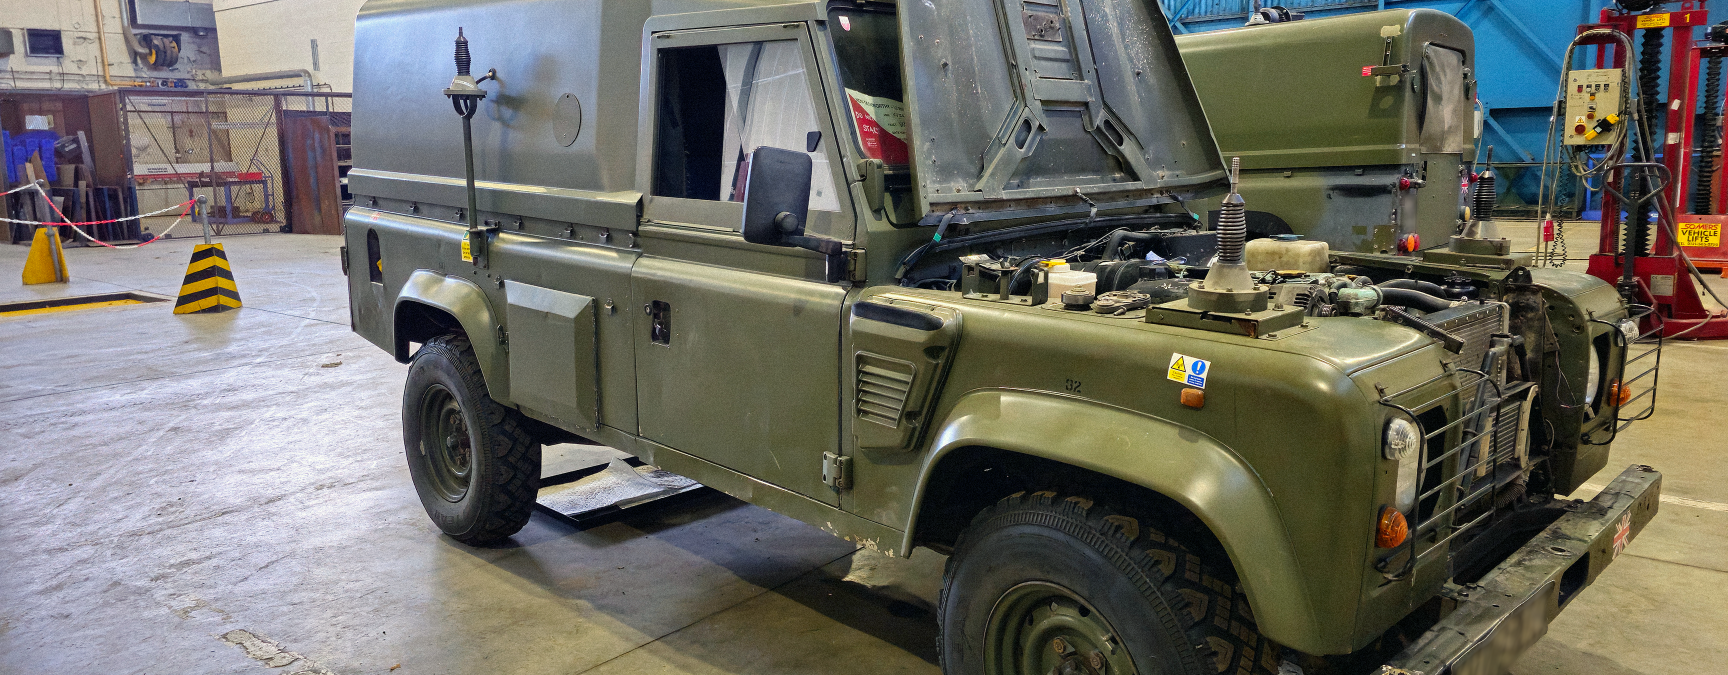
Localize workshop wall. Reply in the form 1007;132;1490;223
211;0;367;93
0;0;220;90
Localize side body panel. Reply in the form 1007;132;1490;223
344;205;643;429
846;288;1434;654
631;250;848;505
493;238;641;433
503;282;600;432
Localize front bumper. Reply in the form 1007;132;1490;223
1377;464;1662;675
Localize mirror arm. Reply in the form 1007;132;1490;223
786;234;843;256
784;234;848;284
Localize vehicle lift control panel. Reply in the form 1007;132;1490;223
1565;68;1624;146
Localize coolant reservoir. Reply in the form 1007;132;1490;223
1044;263;1097;299
1246;235;1329;273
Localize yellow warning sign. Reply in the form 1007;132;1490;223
1636;13;1671;28
461;232;473;262
1678;222;1722;249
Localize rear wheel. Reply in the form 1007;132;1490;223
402;334;540;545
939;491;1281;675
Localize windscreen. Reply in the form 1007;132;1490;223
827;7;909;166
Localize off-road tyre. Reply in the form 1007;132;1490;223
402;334;540;545
939;490;1281;675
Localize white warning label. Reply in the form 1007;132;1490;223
1167;353;1210;389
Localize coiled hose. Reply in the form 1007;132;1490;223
1696;56;1724;215
1640;26;1665;146
1627;25;1666;256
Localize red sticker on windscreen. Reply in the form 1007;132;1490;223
847;89;908;164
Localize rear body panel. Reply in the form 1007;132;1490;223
1177;10;1476;253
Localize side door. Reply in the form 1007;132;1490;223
632;23;857;504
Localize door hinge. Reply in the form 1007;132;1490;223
846;249;866;283
822;451;852;490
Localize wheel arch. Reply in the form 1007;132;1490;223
394;269;510;403
903;388;1326;653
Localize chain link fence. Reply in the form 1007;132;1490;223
120;90;351;239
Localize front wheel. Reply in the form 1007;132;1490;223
938;491;1281;675
402;334;540;545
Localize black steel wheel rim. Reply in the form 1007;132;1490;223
419;383;473;502
984;581;1137;675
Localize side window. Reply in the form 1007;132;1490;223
652;40;840;213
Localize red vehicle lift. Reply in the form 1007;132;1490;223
1577;1;1728;339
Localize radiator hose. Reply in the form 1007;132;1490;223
1378;287;1455;313
1378;278;1450;297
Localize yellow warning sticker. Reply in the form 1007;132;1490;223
461;233;473;262
1167;353;1210;389
1678;222;1722;248
1636;13;1670;28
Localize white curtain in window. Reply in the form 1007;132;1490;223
718;41;840;213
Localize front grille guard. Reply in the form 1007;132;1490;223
1585;304;1660;445
1375;367;1537;579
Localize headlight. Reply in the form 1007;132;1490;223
1618;318;1640;343
1394;454;1420;514
1386;417;1422;514
1585;343;1602;406
1384;417;1421;461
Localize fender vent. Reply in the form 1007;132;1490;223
856;353;916;428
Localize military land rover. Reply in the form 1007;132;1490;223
344;1;1662;673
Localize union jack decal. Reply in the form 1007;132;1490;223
1612;512;1632;559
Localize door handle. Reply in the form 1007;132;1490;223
647;300;671;345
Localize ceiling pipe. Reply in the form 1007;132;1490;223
91;0;151;87
205;69;316;92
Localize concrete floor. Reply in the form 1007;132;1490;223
0;232;1723;675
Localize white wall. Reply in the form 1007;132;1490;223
0;0;220;90
212;0;366;92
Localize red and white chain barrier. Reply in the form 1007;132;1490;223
3;182;196;249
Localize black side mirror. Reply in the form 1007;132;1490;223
742;146;813;246
740;145;847;282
